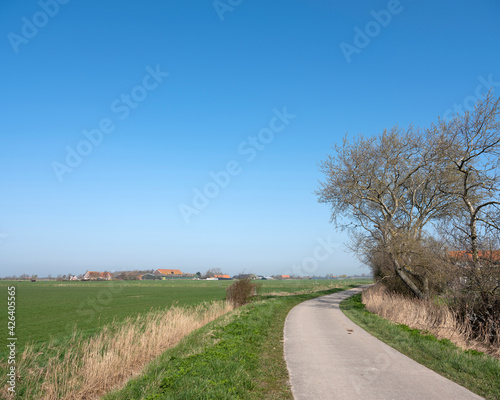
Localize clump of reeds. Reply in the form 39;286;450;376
362;284;499;358
2;301;233;400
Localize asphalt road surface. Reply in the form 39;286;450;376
284;287;484;400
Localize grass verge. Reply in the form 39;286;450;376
104;285;362;400
340;293;500;400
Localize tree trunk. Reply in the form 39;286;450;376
470;214;478;265
392;256;426;299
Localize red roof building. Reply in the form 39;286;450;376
83;271;112;280
449;250;500;262
155;269;183;275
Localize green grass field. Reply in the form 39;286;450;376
0;278;366;356
0;280;229;353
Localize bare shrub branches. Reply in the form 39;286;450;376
225;278;259;307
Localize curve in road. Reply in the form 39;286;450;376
284;287;483;400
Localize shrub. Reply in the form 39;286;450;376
225;279;259;307
448;265;500;348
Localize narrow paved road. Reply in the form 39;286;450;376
284;287;484;400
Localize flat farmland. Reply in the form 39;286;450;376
0;278;372;398
0;280;231;353
0;278;369;355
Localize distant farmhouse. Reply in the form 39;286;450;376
449;250;500;285
213;274;232;280
83;271;112;281
140;269;195;280
140;273;157;280
155;269;183;276
233;274;257;280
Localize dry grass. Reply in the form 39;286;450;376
362;284;500;359
3;301;233;399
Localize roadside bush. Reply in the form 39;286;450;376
447;259;500;348
226;279;259;307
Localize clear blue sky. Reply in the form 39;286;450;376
1;0;499;277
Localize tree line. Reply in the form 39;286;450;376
317;92;500;344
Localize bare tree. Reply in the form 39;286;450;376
431;92;500;341
204;268;223;278
433;91;500;262
317;126;453;299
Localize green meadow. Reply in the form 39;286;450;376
0;278;366;355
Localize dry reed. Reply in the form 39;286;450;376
2;301;233;400
362;284;500;359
